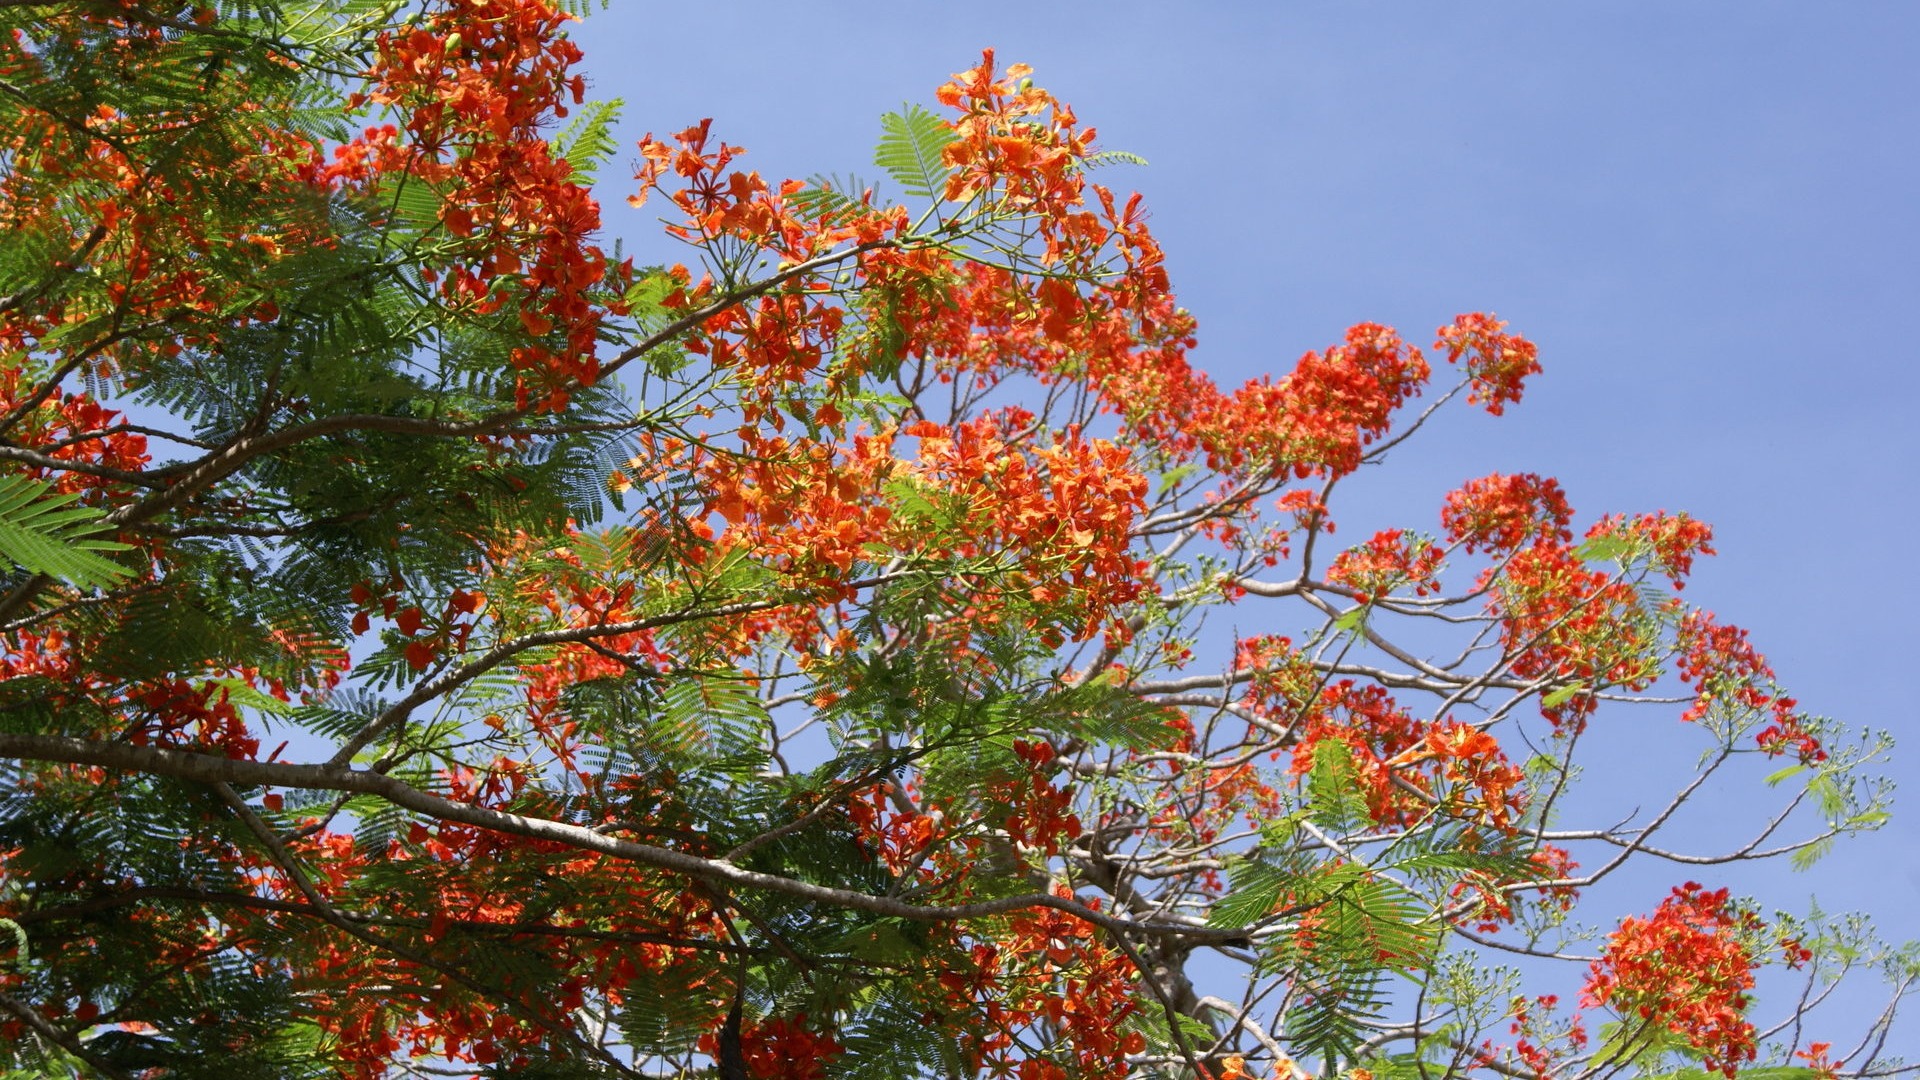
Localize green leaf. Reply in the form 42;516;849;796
1636;1070;1829;1080
1764;763;1808;786
1272;867;1436;1069
1389;847;1540;883
1332;605;1367;636
658;670;772;778
1171;1013;1217;1048
1576;535;1630;563
1790;835;1835;871
201;676;294;718
550;97;625;180
1541;683;1587;709
375;171;449;238
0;916;25;967
1156;463;1196;495
0;473;134;589
1209;860;1293;929
1257;809;1309;847
1307;739;1371;832
789;175;879;224
874;104;957;201
830;920;927;963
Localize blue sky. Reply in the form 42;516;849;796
575;0;1918;1053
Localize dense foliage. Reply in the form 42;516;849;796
0;1;1911;1078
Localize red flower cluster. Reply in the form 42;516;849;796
1494;542;1658;732
1441;473;1574;555
1582;883;1762;1077
845;783;944;875
1452;844;1579;934
1;13;367;376
903;415;1151;640
0;371;149;497
1277;680;1527;833
1327;528;1446;602
695;1014;844;1080
1436;312;1541;416
1674;610;1825;762
1796;1042;1841;1080
358;0;628;409
1236;634;1314;706
957;887;1143;1077
1507;993;1589;1080
634;117;903;259
1003;740;1083;855
936;50;1098;261
1206;322;1431;481
1585;511;1716;589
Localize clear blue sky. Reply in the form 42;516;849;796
576;0;1918;1051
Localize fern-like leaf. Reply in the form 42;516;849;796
551;98;624;181
0;474;133;589
788;174;878;225
873;104;957;201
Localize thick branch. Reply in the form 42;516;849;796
0;734;1244;944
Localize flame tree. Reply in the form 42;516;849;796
0;2;1910;1078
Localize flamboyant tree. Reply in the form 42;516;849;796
0;1;1910;1079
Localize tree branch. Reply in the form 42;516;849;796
0;734;1247;944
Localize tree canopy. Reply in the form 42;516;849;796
0;1;1911;1078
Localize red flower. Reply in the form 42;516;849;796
1441;473;1574;554
1583;883;1762;1077
1436;312;1540;415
